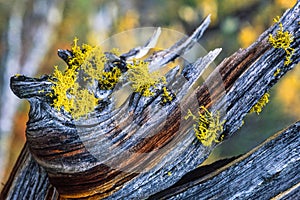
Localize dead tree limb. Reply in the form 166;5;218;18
1;2;299;200
1;144;51;199
149;121;300;199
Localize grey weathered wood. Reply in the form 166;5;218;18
1;144;52;200
1;2;299;200
149;121;300;199
5;16;217;200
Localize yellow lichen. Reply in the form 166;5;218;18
80;46;106;76
49;65;98;119
250;92;270;115
71;89;98;119
127;59;166;97
268;16;294;66
48;38;113;119
110;48;121;56
161;86;174;104
98;67;122;90
48;37;173;118
68;37;95;67
185;106;225;147
274;68;281;76
78;44;121;90
49;66;78;113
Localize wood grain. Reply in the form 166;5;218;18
1;2;299;199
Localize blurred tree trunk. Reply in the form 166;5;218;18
0;0;65;181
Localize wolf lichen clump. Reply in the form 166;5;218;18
71;89;98;119
274;68;281;76
98;67;122;90
160;86;175;105
48;39;114;119
268;16;294;66
48;66;78;113
185;106;225;147
49;65;98;119
49;38;174;118
127;59;166;97
68;38;94;67
250;92;270;115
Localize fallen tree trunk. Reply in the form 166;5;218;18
0;144;51;199
1;2;299;200
149;121;300;199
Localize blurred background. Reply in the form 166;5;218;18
0;0;298;189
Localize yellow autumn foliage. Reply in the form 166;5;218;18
275;65;300;118
238;25;259;48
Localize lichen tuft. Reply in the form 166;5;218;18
49;66;78;113
274;68;281;76
48;38;173;118
250;92;270;115
160;86;175;105
98;67;122;90
185;106;225;147
268;16;294;66
48;38;116;119
127;59;166;97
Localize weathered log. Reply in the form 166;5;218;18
0;143;52;199
1;2;299;200
149;121;300;199
5;16;217;199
